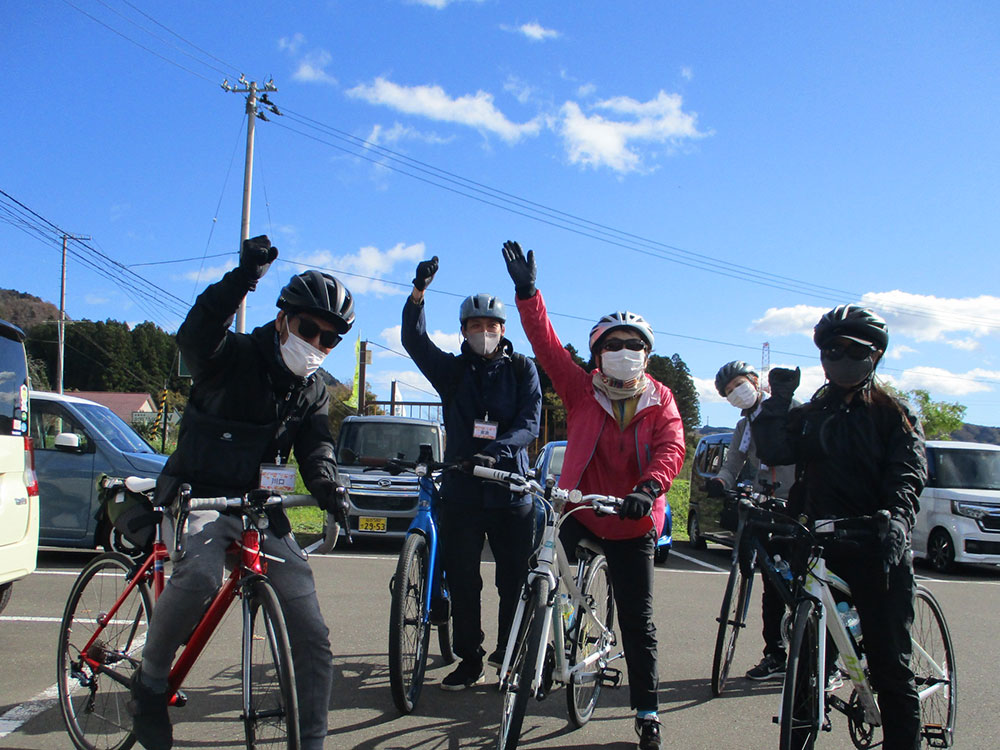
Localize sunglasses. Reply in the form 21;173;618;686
294;316;341;348
602;338;646;352
821;341;875;361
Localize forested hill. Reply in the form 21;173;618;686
0;288;61;331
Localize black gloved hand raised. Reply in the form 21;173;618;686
239;235;278;289
619;489;654;520
501;240;537;299
412;256;439;291
768;367;801;402
883;514;909;567
312;478;349;517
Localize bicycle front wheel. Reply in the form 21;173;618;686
498;577;550;750
912;586;957;747
567;555;614;727
389;533;432;714
242;577;299;749
711;557;753;696
58;552;152;750
780;599;821;750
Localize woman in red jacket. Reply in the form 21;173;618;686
502;241;685;750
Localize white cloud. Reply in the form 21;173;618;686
504;76;536;105
751;304;828;338
503;22;560;41
885;367;1000;397
180;260;236;285
379;324;461;357
409;0;483;8
278;34;305;55
365;367;438;405
680;66;693;81
366;123;452;147
887;344;917;360
290;242;426;297
347;77;542;143
693;376;724;404
576;83;596;98
278;34;337;85
559;90;705;173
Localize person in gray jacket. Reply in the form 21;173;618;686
708;361;796;682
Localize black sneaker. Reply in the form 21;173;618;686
129;669;172;750
635;716;662;750
486;648;505;670
746;654;786;681
440;659;485;691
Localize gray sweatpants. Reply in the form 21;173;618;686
142;511;333;749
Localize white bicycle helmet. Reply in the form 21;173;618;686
588;311;654;352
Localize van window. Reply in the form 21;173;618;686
929;447;1000;491
31;400;92;452
0;333;29;437
75;403;156;454
338;421;442;463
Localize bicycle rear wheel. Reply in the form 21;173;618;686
567;555;614;727
711;557;753;696
912;586;957;747
780;599;821;750
242;577;299;749
58;552;152;750
498;577;550;750
389;532;432;714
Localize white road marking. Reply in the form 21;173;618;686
0;685;59;738
667;549;729;572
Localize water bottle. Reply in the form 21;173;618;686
560;593;575;631
836;601;862;640
773;555;793;582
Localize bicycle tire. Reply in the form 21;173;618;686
437;604;456;666
389;533;431;714
58;552;152;750
498;577;550;750
780;599;821;750
711;557;753;696
567;555;614;727
242;577;299;749
912;586;957;748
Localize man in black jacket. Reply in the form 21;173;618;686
402;255;542;691
130;236;353;750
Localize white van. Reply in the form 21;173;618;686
912;440;1000;573
0;320;39;614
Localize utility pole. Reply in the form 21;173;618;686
358;340;370;415
222;75;279;333
761;342;771;393
390;380;398;416
57;232;91;394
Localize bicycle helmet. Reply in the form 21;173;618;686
277;270;355;334
459;294;506;324
714;360;758;397
813;304;888;351
589;311;654;353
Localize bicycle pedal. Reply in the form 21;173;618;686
597;666;622;688
170;690;188;708
922;723;950;748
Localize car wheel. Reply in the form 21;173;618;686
688;512;706;550
927;528;956;574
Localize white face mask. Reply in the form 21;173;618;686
726;381;759;410
601;349;646;382
280;319;327;378
467;330;501;357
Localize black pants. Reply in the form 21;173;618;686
438;501;535;663
826;548;919;750
560;516;658;712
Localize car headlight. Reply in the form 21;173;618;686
339;475;352;489
951;500;995;520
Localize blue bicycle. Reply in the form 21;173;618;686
379;444;457;714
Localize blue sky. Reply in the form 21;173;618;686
4;1;1000;429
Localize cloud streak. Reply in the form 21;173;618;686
503;22;560;41
289;242;425;297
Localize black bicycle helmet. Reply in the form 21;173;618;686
714;360;758;397
277;271;355;334
459;293;506;324
813;304;888;351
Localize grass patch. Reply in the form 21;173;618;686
668;478;690;541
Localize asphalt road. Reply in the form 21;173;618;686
1;540;994;749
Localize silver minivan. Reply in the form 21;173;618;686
29;390;167;549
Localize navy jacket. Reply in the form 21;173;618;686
401;297;541;507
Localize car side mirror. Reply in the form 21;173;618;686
54;432;83;452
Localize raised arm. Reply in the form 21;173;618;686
400;256;455;391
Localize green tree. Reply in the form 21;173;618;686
884;384;967;439
646;353;701;453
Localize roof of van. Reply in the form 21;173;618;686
30;390;105;407
342;414;443;426
1;319;26;341
926;440;1000;451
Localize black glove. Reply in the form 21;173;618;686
313;479;349;517
412;256;439;291
706;478;726;498
768;367;801;402
501;240;537;299
239;234;278;289
883;514;909;566
619;489;654;520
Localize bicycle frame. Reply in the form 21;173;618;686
407;465;448;628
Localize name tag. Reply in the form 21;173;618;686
473;420;499;440
259;463;297;493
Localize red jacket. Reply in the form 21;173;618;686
516;291;686;540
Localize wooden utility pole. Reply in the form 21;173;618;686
57;232;91;394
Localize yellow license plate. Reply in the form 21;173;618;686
358;516;387;533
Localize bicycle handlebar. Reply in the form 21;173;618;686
470;465;626;515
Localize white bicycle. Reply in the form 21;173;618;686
468;466;626;750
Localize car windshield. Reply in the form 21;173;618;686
931;448;1000;491
338;421;441;464
75;402;157;454
548;446;565;477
